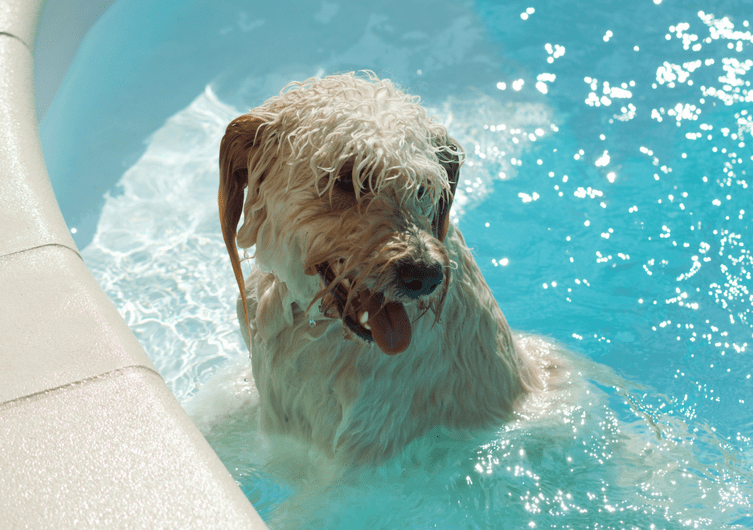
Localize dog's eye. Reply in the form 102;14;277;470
336;173;355;194
417;186;426;199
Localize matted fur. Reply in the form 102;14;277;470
219;72;554;463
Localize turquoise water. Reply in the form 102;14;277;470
40;0;752;527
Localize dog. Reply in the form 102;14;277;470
218;72;557;463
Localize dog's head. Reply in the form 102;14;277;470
219;72;462;355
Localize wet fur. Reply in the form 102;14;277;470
219;72;557;463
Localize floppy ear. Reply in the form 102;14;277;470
219;115;265;338
433;138;462;242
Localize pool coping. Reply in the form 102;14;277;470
0;0;267;527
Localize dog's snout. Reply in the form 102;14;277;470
397;262;444;299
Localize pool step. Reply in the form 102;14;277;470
0;1;267;527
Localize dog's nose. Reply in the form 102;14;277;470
397;262;444;299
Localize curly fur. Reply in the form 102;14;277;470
219;72;554;463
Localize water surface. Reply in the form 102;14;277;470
40;0;753;527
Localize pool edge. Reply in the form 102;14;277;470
0;1;267;527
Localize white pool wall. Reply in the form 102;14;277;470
0;1;266;527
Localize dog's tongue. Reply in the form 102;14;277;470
364;296;411;355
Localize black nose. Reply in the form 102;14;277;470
396;262;444;299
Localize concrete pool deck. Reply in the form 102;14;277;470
0;0;266;527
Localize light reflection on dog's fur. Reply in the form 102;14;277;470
219;72;562;463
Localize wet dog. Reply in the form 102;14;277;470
219;72;557;462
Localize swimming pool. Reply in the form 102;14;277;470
40;0;752;527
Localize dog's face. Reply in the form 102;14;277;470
219;73;462;355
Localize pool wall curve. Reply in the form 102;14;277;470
0;1;266;527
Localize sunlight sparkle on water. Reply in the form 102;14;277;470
53;0;753;527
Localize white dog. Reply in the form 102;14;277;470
219;72;558;463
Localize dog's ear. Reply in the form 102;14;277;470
219;115;265;337
433;138;461;242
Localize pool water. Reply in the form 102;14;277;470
40;0;752;528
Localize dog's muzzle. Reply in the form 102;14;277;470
315;262;445;355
